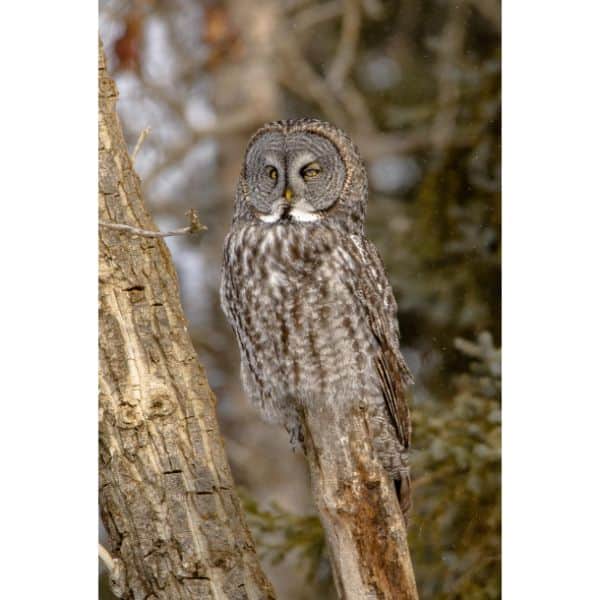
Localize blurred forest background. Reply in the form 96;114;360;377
99;0;500;598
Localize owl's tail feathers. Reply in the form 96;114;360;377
394;456;412;527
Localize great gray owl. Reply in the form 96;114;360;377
220;118;414;519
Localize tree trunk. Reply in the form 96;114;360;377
301;403;419;600
98;39;275;600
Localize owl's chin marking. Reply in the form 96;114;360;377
289;208;322;222
258;208;322;224
257;212;281;224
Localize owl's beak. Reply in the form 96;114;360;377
284;188;294;202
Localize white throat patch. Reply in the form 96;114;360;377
258;212;280;224
288;208;322;222
258;208;321;223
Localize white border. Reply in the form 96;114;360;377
2;2;600;597
504;1;600;597
1;3;97;597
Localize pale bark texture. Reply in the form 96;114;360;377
301;404;419;600
98;40;275;600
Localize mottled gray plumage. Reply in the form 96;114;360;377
220;119;414;518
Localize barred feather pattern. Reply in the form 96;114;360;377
220;119;413;520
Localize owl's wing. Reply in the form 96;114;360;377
351;237;413;449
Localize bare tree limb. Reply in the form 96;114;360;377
284;0;317;13
301;402;419;599
98;543;126;597
277;36;349;129
98;543;115;573
99;208;207;238
131;126;151;164
143;109;260;191
326;0;362;91
358;124;481;160
468;0;500;31
337;80;377;133
294;0;343;31
360;0;384;19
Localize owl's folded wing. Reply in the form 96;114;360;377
355;239;413;449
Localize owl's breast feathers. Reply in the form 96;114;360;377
221;222;413;449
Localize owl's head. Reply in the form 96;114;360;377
233;119;367;233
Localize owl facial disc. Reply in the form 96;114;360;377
244;129;346;223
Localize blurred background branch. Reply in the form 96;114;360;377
100;1;500;598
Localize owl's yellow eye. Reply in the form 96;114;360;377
301;162;321;179
266;166;278;181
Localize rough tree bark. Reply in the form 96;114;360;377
301;405;419;600
98;40;275;600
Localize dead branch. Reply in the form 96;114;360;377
143;109;260;191
99;208;207;238
98;543;115;574
294;0;343;31
277;36;349;128
131;126;151;163
301;402;419;599
326;0;362;91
